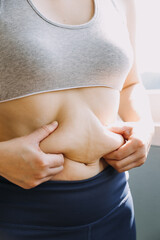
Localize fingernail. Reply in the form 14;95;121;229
53;121;58;126
125;130;130;135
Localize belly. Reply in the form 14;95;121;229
0;87;124;180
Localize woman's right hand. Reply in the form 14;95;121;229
0;121;64;189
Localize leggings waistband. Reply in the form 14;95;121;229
0;166;130;227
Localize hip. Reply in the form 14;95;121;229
0;166;136;240
0;165;130;227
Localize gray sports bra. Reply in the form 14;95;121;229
0;0;133;103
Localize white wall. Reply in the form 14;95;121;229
129;3;160;240
135;0;160;73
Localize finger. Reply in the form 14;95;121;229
29;121;58;144
104;139;135;160
117;157;145;172
106;150;140;170
104;135;144;160
107;148;146;172
47;153;64;168
106;124;133;139
48;165;64;175
38;166;64;184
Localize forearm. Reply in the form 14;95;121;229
118;82;155;134
104;82;155;171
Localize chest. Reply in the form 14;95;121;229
0;0;133;93
29;0;95;25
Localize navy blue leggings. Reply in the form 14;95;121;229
0;166;136;240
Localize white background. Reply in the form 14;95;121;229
135;0;160;73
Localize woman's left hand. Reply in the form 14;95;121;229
103;121;154;172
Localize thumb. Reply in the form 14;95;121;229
106;124;133;139
29;121;58;143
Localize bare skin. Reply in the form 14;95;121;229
0;0;127;185
0;0;154;188
0;87;124;182
29;0;95;26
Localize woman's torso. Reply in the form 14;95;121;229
0;0;133;180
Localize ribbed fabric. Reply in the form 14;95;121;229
0;0;133;102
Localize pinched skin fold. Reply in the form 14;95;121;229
0;87;124;181
39;104;124;164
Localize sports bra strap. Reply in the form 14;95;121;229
111;0;127;25
111;0;119;12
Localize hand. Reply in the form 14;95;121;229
103;121;154;172
0;121;64;189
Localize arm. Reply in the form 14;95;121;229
118;0;154;131
103;0;155;172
